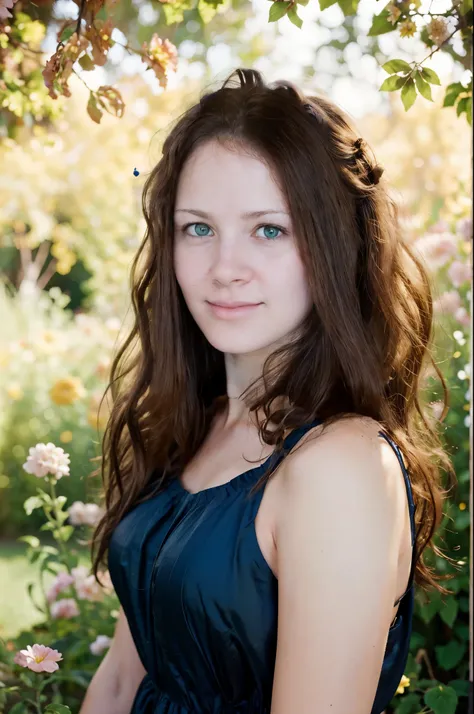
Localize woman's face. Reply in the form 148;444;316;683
173;139;312;357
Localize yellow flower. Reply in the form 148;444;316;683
459;502;466;511
60;431;73;443
396;674;411;694
87;392;110;431
399;19;417;37
7;384;24;400
50;377;86;405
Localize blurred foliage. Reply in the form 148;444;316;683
0;0;472;142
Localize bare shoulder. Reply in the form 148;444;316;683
279;414;405;500
270;415;410;713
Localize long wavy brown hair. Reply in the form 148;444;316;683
91;67;458;597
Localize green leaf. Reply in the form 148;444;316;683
397;693;423;714
401;78;417;110
421;66;441;85
465;97;472;125
8;703;28;714
439;596;458;627
78;54;95;71
443;82;465;107
24;496;43;515
269;1;291;21
319;0;338;7
424;685;458;714
435;640;466;670
287;4;303;26
44;706;72;714
87;93;103;125
448;679;470;697
415;71;433;101
380;74;406;91
40;521;56;531
59;27;75;43
17;535;40;548
197;0;220;23
59;524;75;541
368;9;394;36
456;96;469;117
382;58;412;73
337;0;358;16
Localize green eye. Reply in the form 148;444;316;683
185;222;212;237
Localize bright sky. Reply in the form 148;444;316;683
48;0;467;120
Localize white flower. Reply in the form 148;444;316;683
69;501;104;527
90;635;112;656
23;443;70;480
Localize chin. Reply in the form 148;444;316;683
199;327;284;356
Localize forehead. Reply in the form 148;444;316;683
175;140;288;215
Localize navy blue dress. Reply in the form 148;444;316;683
108;419;416;713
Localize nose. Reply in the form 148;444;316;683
209;238;252;285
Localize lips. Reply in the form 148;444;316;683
207;301;261;308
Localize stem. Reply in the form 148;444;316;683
49;479;69;566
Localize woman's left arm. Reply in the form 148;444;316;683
270;418;407;714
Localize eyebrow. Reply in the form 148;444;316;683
175;209;290;219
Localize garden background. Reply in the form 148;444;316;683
0;0;472;711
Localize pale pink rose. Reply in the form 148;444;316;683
18;644;63;673
0;0;19;20
69;501;104;527
433;290;462;315
13;650;28;666
454;307;471;327
456;217;473;240
430;219;450;234
71;565;90;584
448;260;472;287
46;571;75;604
23;442;70;480
414;232;458;270
50;598;80;619
89;634;112;656
75;574;104;602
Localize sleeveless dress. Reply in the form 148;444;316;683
108;419;417;714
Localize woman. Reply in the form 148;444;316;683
80;68;455;714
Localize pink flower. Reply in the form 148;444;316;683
90;634;112;656
13;650;28;666
455;307;470;327
433;290;462;315
456;217;472;240
46;571;75;604
68;501;104;527
18;644;63;673
414;232;458;270
75;574;104;602
0;0;19;20
448;260;471;287
23;442;70;480
50;598;80;619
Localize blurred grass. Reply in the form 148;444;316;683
0;539;91;639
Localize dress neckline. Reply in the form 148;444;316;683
168;419;322;503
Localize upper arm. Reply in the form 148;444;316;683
271;418;406;714
92;606;146;700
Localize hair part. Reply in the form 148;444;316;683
90;67;458;598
